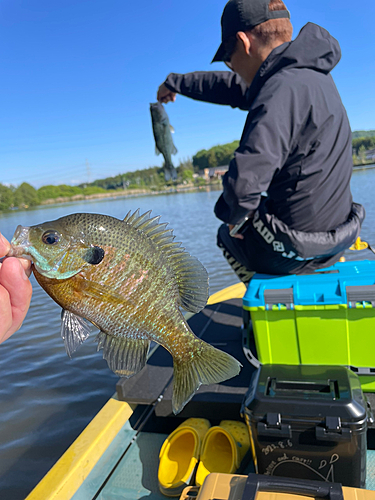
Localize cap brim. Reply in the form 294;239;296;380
211;42;226;63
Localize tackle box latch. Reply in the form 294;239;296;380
257;412;292;438
264;288;294;310
346;284;375;308
315;416;352;442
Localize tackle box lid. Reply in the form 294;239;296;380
194;473;368;500
243;260;375;308
242;365;368;424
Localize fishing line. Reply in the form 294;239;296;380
197;304;222;339
91;374;173;500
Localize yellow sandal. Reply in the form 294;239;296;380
158;418;211;496
195;420;250;487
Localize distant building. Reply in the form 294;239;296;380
365;148;375;161
201;165;229;181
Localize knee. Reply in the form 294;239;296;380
217;223;230;249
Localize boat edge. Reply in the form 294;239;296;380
24;283;246;499
25;396;134;500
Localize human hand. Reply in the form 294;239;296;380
228;225;244;240
157;83;176;104
0;232;32;344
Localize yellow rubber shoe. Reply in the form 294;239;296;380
350;237;368;251
195;420;250;487
158;418;211;497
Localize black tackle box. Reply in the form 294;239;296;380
241;365;370;488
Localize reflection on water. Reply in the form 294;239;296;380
0;174;374;498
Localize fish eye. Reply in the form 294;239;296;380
42;230;61;245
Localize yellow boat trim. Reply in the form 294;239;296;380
207;282;246;305
25;396;134;500
25;283;243;499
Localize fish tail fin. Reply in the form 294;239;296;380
171;167;177;180
172;342;241;414
163;161;177;182
164;168;172;182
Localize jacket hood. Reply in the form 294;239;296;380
248;23;341;99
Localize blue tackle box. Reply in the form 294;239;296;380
242;260;375;391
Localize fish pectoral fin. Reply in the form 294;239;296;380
61;310;92;358
172;341;241;414
169;125;175;133
96;331;150;378
155;146;161;156
172;144;178;155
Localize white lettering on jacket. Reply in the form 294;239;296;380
252;211;310;260
252;213;275;244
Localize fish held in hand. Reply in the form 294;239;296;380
9;210;241;413
150;102;178;182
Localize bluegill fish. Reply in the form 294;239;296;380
150;102;178;182
9;210;241;413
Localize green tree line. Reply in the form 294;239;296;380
0;183;107;212
352;130;375;139
1;133;375;212
192;141;239;171
0;159;200;212
88;159;196;191
352;134;375;165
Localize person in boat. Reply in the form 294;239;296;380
157;0;365;284
0;232;32;344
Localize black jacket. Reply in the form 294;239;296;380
164;23;361;236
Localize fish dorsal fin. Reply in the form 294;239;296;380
167;246;209;312
123;210;209;313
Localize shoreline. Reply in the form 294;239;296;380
353;163;375;169
4;162;374;214
1;182;222;214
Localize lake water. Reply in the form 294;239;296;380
1;171;375;499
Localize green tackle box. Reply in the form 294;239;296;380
242;260;375;391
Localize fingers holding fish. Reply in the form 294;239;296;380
0;282;12;343
157;83;176;103
2;230;32;276
0;257;32;343
0;232;11;256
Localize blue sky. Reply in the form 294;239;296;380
1;0;374;188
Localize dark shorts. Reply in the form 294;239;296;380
217;222;344;278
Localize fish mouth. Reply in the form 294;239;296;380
7;225;31;257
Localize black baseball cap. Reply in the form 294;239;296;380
212;0;290;62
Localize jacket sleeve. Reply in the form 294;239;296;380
164;72;249;110
214;78;293;224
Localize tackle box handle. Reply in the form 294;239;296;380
241;473;344;500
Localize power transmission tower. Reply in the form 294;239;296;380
85;159;91;186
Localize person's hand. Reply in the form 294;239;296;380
157;83;176;104
0;232;32;344
228;225;244;240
